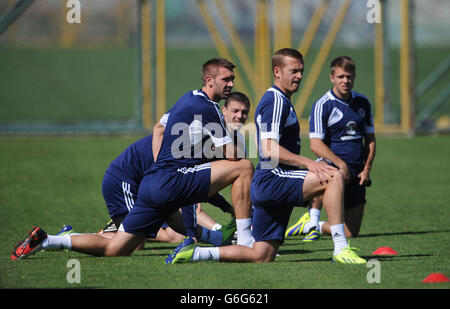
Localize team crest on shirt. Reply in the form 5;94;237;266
345;121;357;135
358;108;366;119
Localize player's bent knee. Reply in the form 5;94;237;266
260;254;277;263
252;241;278;263
238;159;254;174
255;251;277;263
327;170;345;189
251;251;272;263
331;169;345;182
104;231;143;256
104;243;133;257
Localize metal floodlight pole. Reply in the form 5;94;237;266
273;0;292;51
139;0;153;130
0;0;36;35
382;0;392;124
294;0;352;118
155;0;166;123
374;0;392;127
297;0;330;58
400;0;416;135
196;0;251;99
416;85;450;131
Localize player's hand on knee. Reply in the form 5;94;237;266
307;161;337;184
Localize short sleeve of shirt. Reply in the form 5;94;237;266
363;102;375;134
256;91;288;142
159;111;170;127
309;99;329;140
200;104;232;148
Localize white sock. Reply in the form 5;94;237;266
330;224;348;255
42;235;72;250
318;221;325;234
192;246;220;261
211;223;222;231
236;218;254;247
304;208;321;233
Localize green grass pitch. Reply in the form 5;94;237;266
0;135;449;289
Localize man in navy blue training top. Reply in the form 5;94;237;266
286;56;376;241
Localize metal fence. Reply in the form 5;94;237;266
1;0;448;134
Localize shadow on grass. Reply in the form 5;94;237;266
287;257;333;263
363;253;432;261
358;229;450;238
136;253;170;257
278;249;313;255
142;245;177;251
284;229;450;240
280;241;305;246
286;253;432;264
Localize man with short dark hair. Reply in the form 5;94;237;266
286;56;376;240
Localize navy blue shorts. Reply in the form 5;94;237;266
250;168;309;243
121;163;211;236
344;164;366;210
316;159;366;210
102;172;138;219
102;172;160;238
